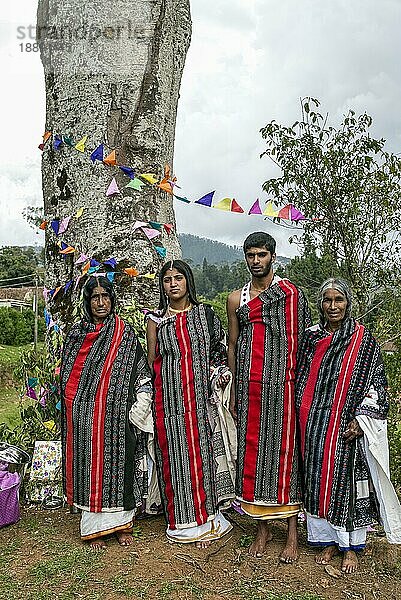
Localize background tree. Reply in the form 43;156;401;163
37;0;191;327
261;97;401;317
0;247;41;284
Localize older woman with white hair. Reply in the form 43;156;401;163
296;278;401;573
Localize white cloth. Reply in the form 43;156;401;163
166;512;232;543
306;512;367;551
80;509;134;538
356;414;401;544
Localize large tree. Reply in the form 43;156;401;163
261;98;401;315
37;0;191;326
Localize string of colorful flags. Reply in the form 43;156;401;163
38;130;308;223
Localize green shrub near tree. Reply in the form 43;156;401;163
0;307;45;346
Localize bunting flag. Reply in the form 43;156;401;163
106;272;115;282
133;220;149;231
141;272;156;279
59;245;76;255
231;199;244;214
38;131;52;151
58;216;71;234
103;258;117;269
149;221;162;230
50;220;60;235
28;377;38;388
124;267;139;277
277;204;291;219
82;262;90;275
141;227;161;240
75;207;84;218
195;191;215;207
214;197;232;211
74;135;88;153
64;280;73;293
119;166;135;179
75;253;89;265
290;205;306;221
263;201;279;217
155;246;167;258
62;136;74;147
126;178;145;191
90;144;104;162
139;173;158;185
103;150;117;166
164;223;173;235
248;199;263;215
173;194;190;203
106;177;120;196
39;220;48;230
158;178;173;194
53;136;63;150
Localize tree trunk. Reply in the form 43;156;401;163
37;0;191;326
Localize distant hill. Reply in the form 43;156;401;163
178;233;289;267
179;234;242;265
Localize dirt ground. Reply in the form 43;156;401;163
0;507;400;600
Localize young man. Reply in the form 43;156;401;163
227;232;311;562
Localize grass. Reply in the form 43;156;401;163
0;344;40;427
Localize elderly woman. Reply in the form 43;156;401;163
146;260;236;548
296;278;401;573
61;276;152;549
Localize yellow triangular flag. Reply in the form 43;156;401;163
139;173;159;185
74;135;88;152
214;197;232;211
142;272;156;279
263;201;279;217
44;420;57;433
75;207;84;218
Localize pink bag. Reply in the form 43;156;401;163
0;462;21;527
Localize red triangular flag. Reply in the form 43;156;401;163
231;199;244;213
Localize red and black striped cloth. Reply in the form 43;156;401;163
61;314;150;512
153;304;234;530
235;279;311;506
296;318;388;529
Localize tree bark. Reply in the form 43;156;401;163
37;0;191;325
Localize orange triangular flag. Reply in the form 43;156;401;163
103;150;117;166
39;220;48;230
124;267;139;277
158;178;173;194
82;261;91;274
231;199;244;213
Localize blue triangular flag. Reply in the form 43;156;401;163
195;191;215;207
50;220;60;235
53;136;63;150
149;221;162;230
106;272;115;282
119;166;135;179
55;400;61;411
90;144;104;162
103;258;117;269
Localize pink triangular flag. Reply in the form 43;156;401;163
133;220;149;231
58;216;71;234
141;227;161;240
75;253;89;265
106;178;120;196
248;199;262;215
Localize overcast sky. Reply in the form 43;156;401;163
1;0;401;257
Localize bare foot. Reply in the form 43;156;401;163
315;545;338;565
342;550;358;573
88;537;107;550
249;522;273;558
279;515;298;564
116;531;134;546
195;540;212;549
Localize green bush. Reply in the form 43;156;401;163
0;307;45;346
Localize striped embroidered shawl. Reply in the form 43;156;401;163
153;304;234;529
296;319;388;528
61;314;150;512
235;279;311;505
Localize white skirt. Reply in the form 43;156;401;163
306;512;367;552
